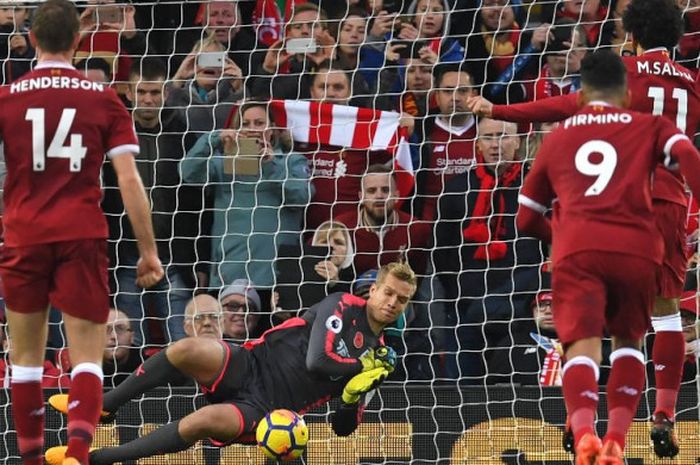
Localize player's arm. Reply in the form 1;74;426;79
332;368;387;436
111;154;163;288
467;92;580;123
515;144;554;242
305;294;366;377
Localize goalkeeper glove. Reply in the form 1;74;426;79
374;346;397;373
342;367;388;404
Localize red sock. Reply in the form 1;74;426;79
66;365;103;464
562;357;599;446
11;379;44;465
652;330;684;420
604;349;645;450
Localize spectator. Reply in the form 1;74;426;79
463;0;549;104
102;308;141;388
434;118;543;381
556;0;615;47
103;58;198;346
414;63;477;221
297;62;390;229
435;118;542;301
169;36;244;134
200;0;266;77
219;279;261;341
532;19;588;101
399;0;463;60
336;164;430;276
249;3;336;99
485;290;563;386
75;57;112;84
0;4;34;85
75;0;147;89
183;294;224;339
274;220;355;318
181;101;312;295
331;7;368;69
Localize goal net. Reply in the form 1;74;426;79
0;0;699;463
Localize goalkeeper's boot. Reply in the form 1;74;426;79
48;394;115;423
574;432;601;465
562;416;575;453
650;411;679;458
596;440;623;465
44;446;96;465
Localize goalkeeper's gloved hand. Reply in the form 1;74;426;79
342;367;388;404
359;348;377;372
374;346;397;373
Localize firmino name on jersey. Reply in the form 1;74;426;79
637;61;694;82
563;112;632;128
10;76;104;94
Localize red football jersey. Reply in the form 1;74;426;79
493;48;700;206
0;62;138;247
519;103;687;265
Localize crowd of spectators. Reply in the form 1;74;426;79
0;0;699;384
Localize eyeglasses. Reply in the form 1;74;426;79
188;312;223;322
106;325;133;335
222;302;247;313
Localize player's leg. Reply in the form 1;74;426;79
0;243;53;465
649;201;686;458
599;255;657;465
6;309;50;465
88;404;244;465
553;254;606;464
62;314;107;465
101;337;227;414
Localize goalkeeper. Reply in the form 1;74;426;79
45;262;416;465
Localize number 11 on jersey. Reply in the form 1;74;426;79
26;108;87;172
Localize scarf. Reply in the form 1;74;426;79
462;154;522;261
482;24;521;75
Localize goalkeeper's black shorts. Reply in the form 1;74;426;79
201;341;268;444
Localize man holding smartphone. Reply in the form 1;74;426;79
250;3;335;100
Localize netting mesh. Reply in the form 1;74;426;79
0;0;700;463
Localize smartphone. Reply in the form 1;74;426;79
391;40;413;59
382;0;401;13
197;51;227;69
223;138;261;176
93;6;123;24
285;38;317;55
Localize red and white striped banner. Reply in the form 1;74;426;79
270;99;414;198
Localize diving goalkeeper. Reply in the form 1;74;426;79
45;262;416;465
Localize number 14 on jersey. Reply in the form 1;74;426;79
26;108;87;172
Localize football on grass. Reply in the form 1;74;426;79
256;409;309;461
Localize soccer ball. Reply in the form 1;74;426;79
256;409;309;461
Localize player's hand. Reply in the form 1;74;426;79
342;367;388;404
10;34;28;55
466;95;494;118
136;254;164;289
374;346;397;373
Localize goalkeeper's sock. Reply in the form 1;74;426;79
89;420;190;465
604;348;645;450
103;349;187;413
562;356;599;446
11;366;45;465
66;364;103;464
651;316;684;420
